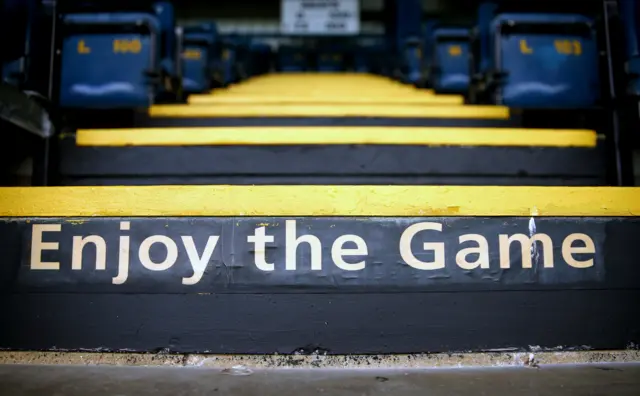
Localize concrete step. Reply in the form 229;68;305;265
1;363;639;396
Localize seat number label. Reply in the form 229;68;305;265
519;39;583;55
113;39;142;54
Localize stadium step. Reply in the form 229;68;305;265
144;74;510;126
59;125;604;186
57;73;607;187
1;363;640;396
1;185;639;353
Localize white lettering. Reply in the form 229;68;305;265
30;224;61;270
456;234;489;270
499;233;554;269
72;235;106;270
248;227;275;271
331;234;367;271
399;222;445;270
139;235;178;271
181;236;219;285
562;233;595;268
113;221;130;284
28;220;598;286
285;220;322;271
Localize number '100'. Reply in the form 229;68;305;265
113;39;142;54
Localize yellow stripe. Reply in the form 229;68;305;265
188;95;464;105
149;104;510;119
216;89;436;95
76;127;597;148
218;88;434;93
1;186;638;217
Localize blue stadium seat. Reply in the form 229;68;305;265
59;12;161;109
431;27;471;94
619;0;640;96
353;37;389;74
2;60;24;86
489;13;599;108
401;37;424;85
182;31;215;93
219;39;238;85
181;23;219;94
277;45;307;72
317;46;345;72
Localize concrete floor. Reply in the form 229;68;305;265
0;363;639;396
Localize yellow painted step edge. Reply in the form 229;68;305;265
0;186;638;217
148;104;510;119
75;127;597;148
188;95;464;105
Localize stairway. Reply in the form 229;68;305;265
59;73;605;186
1;73;639;355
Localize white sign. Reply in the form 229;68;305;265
281;0;360;35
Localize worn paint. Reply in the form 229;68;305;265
65;219;86;225
0;350;638;368
0;186;639;217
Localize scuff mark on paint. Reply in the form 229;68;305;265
529;216;539;266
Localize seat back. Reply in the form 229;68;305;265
491;13;599;108
217;39;238;85
353;37;389;74
401;37;424;85
2;60;25;86
59;12;160;109
317;50;345;72
182;32;214;93
182;23;218;93
431;27;471;93
277;45;308;72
